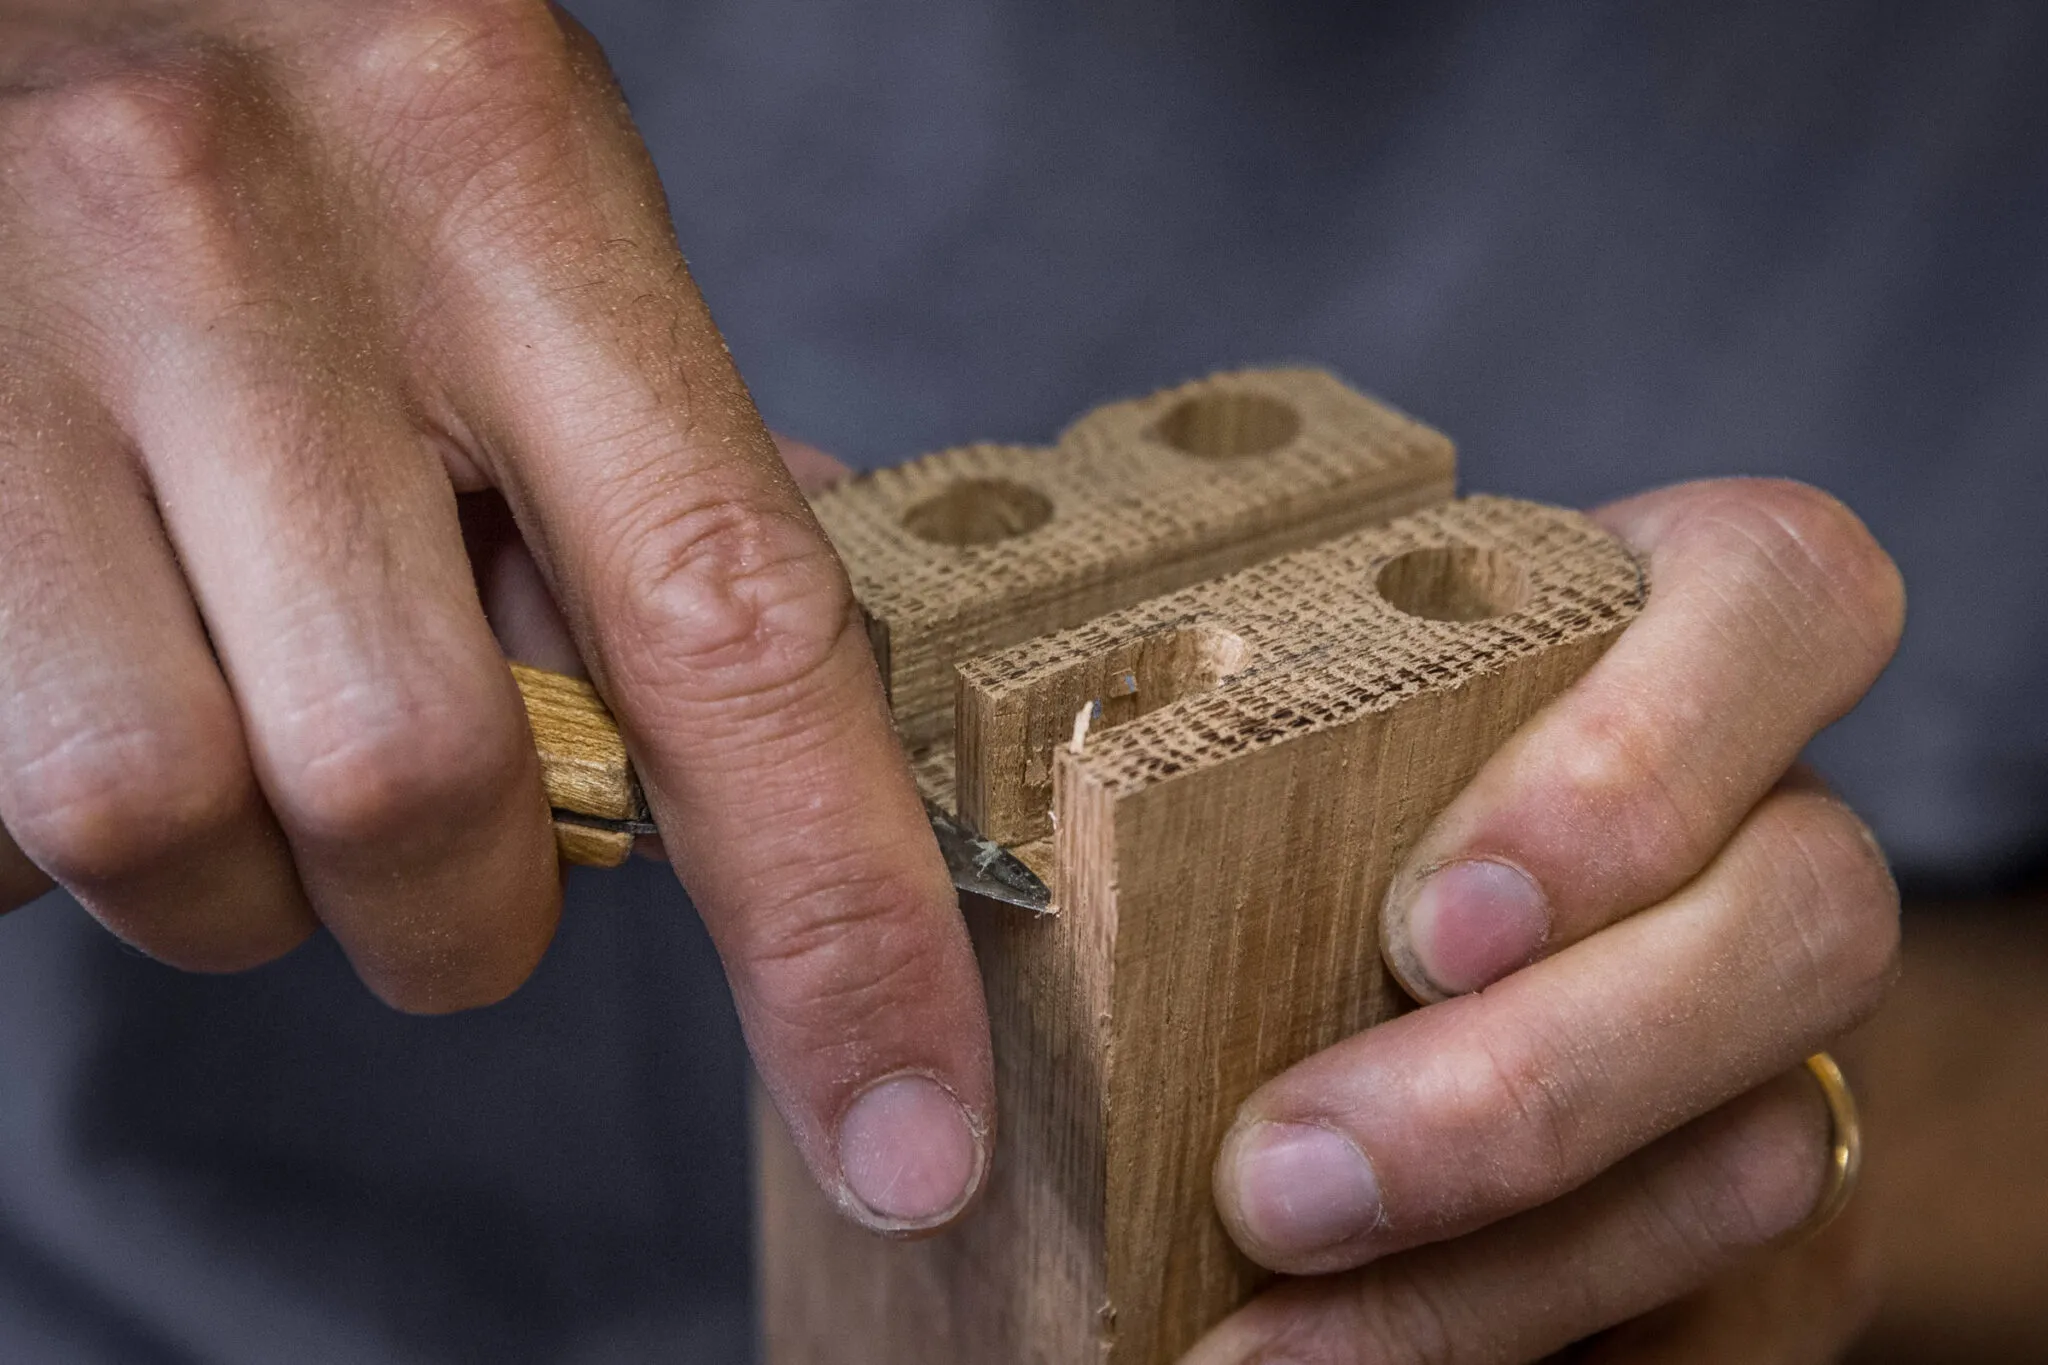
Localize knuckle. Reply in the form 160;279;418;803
735;868;953;1042
267;674;527;850
1648;1091;1827;1255
1418;1018;1589;1210
1686;479;1906;680
1545;697;1712;879
22;57;238;200
9;713;251;890
343;0;584;166
351;0;568;92
5;55;269;292
600;494;860;713
1756;791;1902;1027
1347;1260;1469;1365
1637;1154;1772;1267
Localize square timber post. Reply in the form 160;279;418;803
759;371;1643;1365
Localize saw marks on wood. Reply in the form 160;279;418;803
762;374;1646;1365
809;368;1455;748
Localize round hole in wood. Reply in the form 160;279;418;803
902;478;1053;547
1375;546;1530;622
1152;390;1302;458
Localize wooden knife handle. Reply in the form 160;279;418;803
510;662;647;868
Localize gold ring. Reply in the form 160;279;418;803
1780;1051;1862;1246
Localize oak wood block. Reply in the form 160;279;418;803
808;368;1455;749
760;489;1645;1364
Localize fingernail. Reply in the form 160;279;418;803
1227;1121;1381;1258
836;1073;983;1229
1403;857;1549;996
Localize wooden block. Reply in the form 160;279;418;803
759;496;1644;1365
511;662;644;869
548;819;636;869
808;368;1455;748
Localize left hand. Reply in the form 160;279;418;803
1186;478;1904;1363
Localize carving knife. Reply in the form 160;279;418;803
511;662;1052;913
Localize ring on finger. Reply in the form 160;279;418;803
1778;1051;1862;1246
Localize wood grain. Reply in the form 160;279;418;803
760;493;1645;1364
510;662;643;869
808;368;1455;751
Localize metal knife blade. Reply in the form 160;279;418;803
924;802;1053;913
549;804;1053;914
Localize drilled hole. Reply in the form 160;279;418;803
1375;546;1530;622
902;478;1053;546
1152;390;1302;458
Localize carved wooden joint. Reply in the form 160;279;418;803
755;370;1643;1365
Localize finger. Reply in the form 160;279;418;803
1214;775;1896;1274
1380;479;1905;1001
644;435;844;869
136;366;560;1010
1570;1183;1878;1365
359;9;991;1229
0;369;311;963
461;438;848;676
22;57;569;1012
1185;1067;1837;1365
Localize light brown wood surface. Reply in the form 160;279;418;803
510;662;642;868
760;386;1645;1365
808;368;1454;750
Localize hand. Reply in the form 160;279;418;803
0;0;990;1235
1189;479;1904;1362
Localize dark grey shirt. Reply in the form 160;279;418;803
1;2;2041;1359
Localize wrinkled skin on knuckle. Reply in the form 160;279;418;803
1748;790;1902;1032
263;672;528;855
1439;1018;1600;1214
726;867;955;1063
596;492;861;717
9;48;263;254
1529;693;1717;890
331;0;601;230
340;0;578;99
6;699;251;895
1735;479;1905;661
1342;1259;1469;1365
1;705;311;974
1663;480;1905;703
1352;994;1599;1226
1645;1083;1830;1257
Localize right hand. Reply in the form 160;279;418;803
0;0;993;1235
